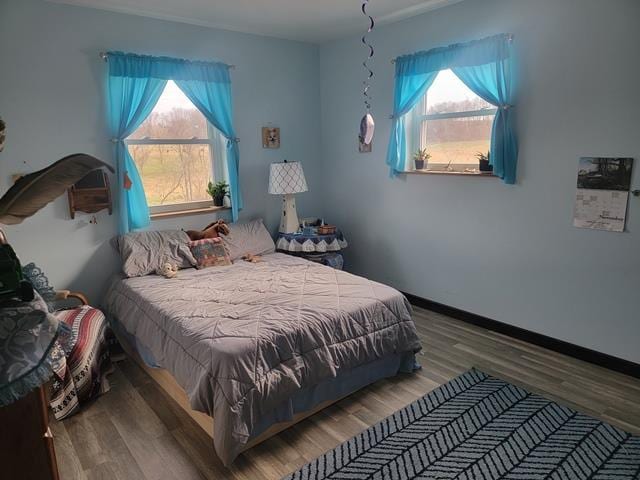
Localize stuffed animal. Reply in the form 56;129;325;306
186;220;230;241
156;263;179;279
242;254;262;263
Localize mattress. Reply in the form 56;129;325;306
104;253;421;465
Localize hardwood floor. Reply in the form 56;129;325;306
52;307;640;479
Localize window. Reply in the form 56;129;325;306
126;81;227;215
407;70;497;173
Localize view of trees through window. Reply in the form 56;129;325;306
127;81;215;207
418;70;496;172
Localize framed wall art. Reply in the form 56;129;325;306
262;127;280;149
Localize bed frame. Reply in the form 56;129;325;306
114;328;346;454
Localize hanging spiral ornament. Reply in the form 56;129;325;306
359;0;375;146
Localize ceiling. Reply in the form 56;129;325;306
47;0;464;43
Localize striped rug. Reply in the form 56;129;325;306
285;369;640;479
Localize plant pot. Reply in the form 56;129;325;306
479;160;493;172
213;196;224;207
414;159;425;170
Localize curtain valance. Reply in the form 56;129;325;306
394;34;512;77
107;51;231;84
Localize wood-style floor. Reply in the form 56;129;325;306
52;307;640;479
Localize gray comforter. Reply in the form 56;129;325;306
104;253;421;465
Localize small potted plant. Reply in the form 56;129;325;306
413;149;431;170
207;181;229;207
476;151;493;172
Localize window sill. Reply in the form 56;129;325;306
150;205;230;220
403;170;498;178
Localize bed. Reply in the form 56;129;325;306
104;244;421;466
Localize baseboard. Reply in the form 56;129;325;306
403;292;640;380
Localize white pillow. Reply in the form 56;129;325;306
222;219;275;261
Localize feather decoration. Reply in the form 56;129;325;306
0;153;114;225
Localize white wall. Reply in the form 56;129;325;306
0;0;322;302
319;0;640;362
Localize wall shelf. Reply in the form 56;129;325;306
67;169;112;219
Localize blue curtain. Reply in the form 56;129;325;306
174;65;242;222
107;52;242;226
452;41;517;184
386;34;517;183
386;66;439;176
107;53;167;233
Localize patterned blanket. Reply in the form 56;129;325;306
49;306;112;420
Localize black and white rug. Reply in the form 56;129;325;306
285;369;640;479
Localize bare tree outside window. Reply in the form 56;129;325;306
126;81;225;212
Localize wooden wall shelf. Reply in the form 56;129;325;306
68;169;112;219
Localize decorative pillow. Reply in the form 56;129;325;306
222;219;275;261
188;238;232;269
114;230;197;278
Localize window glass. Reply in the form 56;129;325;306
127;81;222;210
410;70;497;173
129;144;213;206
128;82;208;140
420;115;494;171
424;70;494;114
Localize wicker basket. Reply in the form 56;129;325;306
317;225;337;235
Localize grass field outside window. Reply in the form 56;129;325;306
408;70;497;173
126;81;227;214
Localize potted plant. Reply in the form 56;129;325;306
413;149;431;170
476;151;493;172
207;181;229;207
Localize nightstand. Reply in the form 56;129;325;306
275;229;348;270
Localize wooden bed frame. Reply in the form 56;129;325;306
113;328;347;454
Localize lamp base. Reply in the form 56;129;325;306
279;194;300;234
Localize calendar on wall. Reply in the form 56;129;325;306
573;157;634;232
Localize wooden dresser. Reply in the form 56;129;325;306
0;385;59;480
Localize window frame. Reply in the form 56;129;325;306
407;70;498;174
125;119;227;215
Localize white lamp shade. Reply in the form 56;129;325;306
268;161;308;195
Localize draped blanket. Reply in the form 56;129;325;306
49;306;112;420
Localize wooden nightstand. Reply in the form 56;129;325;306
275;229;348;270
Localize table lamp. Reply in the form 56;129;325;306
268;160;308;234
